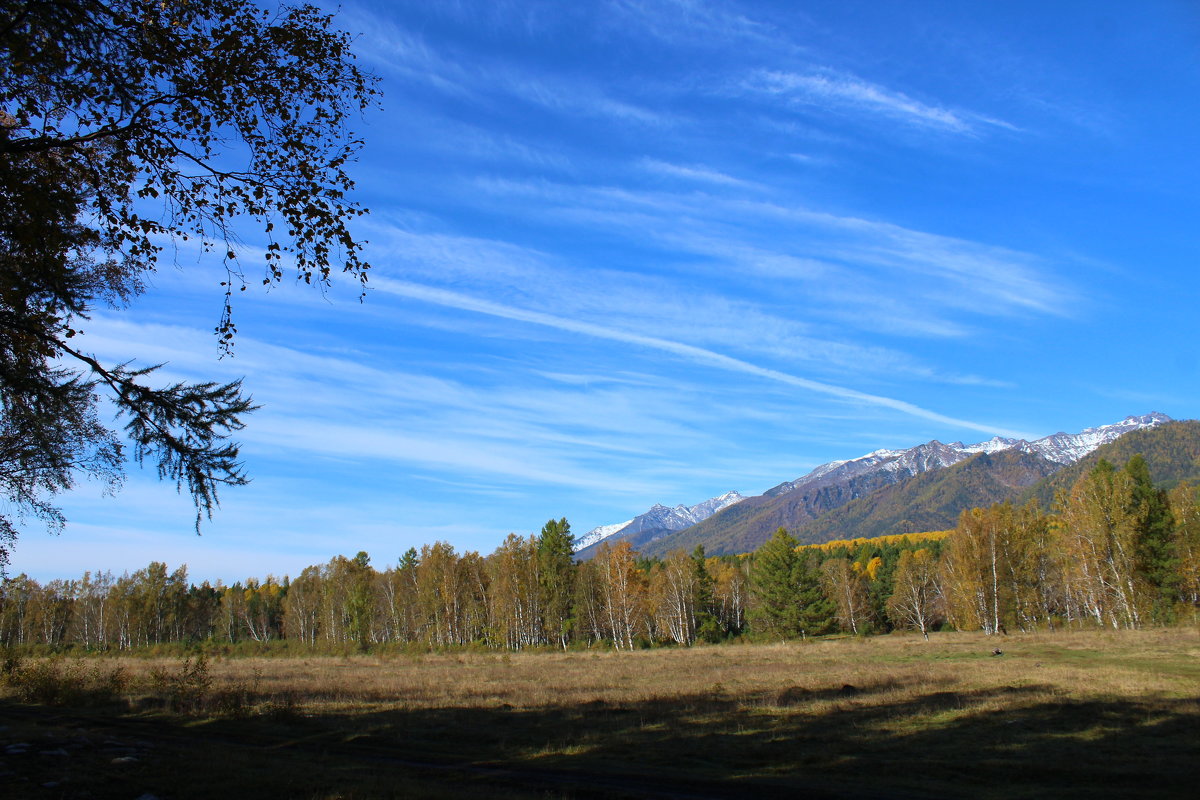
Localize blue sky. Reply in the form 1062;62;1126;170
13;0;1200;582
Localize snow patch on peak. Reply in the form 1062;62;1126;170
961;436;1020;455
576;414;1171;553
574;519;634;551
806;459;848;480
1024;412;1171;465
685;491;745;521
773;412;1171;497
578;491;745;551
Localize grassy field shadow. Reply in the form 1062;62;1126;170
4;680;1196;798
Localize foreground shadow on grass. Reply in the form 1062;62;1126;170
3;682;1198;799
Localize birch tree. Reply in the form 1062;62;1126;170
887;549;941;638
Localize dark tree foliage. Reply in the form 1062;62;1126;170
691;544;722;642
0;0;378;564
398;548;419;572
347;551;373;648
749;528;834;638
793;549;836;636
537;517;575;648
1125;455;1178;620
747;528;797;637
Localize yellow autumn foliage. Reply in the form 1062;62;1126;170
796;529;952;553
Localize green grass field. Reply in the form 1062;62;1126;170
3;628;1198;798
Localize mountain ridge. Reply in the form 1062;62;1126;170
575;490;745;557
579;413;1174;559
789;448;1063;547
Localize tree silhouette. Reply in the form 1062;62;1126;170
0;0;378;562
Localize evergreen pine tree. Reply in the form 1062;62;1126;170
1125;455;1178;621
399;548;419;572
691;545;722;642
749;528;802;638
347;551;374;650
749;528;836;638
795;550;837;637
537;518;575;648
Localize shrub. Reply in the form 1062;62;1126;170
149;654;212;713
2;656;126;705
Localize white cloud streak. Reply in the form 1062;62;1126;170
467;177;1074;330
343;4;668;127
73;314;736;500
376;278;1034;438
362;219;1035;387
641;158;753;187
746;69;1016;135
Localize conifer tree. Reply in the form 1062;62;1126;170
749;528;802;638
794;549;836;637
692;545;722;642
749;528;834;639
346;551;374;649
1125;455;1178;620
537;518;575;649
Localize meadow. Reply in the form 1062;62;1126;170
2;628;1198;798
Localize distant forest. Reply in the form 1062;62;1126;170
3;455;1198;651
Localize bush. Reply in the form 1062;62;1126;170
1;646;23;679
149;654;212;713
2;656;127;706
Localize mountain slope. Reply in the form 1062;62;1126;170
791;449;1062;546
574;519;635;551
632;413;1172;558
1023;420;1200;509
574;491;744;559
634;466;917;558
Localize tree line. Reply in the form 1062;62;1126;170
2;456;1198;651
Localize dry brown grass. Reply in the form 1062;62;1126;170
100;626;1192;711
3;628;1199;798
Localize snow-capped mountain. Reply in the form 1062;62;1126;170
687;491;748;521
574;519;635;551
577;491;744;551
1019;413;1172;464
767;413;1171;498
576;413;1173;559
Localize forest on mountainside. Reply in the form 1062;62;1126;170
1024;421;1200;508
3;454;1198;651
636;421;1200;558
797;448;1061;544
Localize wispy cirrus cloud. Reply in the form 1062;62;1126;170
361;220;1013;383
247;416;650;494
734;200;1066;316
73;315;741;500
412;119;576;171
744;69;1017;135
641;158;755;187
341;10;474;96
375;278;1034;439
468;177;1074;328
342;5;669;128
607;0;804;55
495;71;669;125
